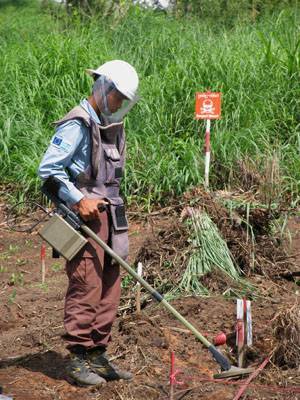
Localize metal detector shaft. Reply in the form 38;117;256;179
81;223;231;371
40;177;234;372
40;178;254;377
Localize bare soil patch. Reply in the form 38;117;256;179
0;193;299;400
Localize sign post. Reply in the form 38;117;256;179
195;92;221;190
204;119;211;189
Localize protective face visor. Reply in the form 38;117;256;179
92;75;139;126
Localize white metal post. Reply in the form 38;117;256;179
136;262;143;314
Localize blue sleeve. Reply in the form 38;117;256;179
38;120;85;206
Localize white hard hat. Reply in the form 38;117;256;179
86;60;139;101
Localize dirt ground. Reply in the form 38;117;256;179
0;198;299;400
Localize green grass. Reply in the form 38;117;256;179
0;1;299;207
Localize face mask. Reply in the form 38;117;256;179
106;94;140;124
92;76;139;127
92;75;114;117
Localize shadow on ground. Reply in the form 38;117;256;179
0;351;67;380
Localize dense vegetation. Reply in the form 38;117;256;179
0;0;299;206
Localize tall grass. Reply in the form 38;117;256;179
0;1;299;206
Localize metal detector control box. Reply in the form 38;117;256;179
38;214;88;261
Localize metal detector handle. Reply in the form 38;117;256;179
58;203;83;230
41;177;83;230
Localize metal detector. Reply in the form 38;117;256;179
21;177;255;379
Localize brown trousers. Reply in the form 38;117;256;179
64;211;121;350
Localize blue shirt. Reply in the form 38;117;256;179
38;99;100;206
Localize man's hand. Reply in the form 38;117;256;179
74;198;108;221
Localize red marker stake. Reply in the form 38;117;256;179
169;351;175;400
169;351;184;400
41;242;46;284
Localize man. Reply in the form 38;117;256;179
38;60;139;386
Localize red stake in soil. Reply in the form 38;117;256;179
169;351;184;400
232;356;270;400
40;241;46;284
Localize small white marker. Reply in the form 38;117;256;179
136;262;143;314
246;300;252;346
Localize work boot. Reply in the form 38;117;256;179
66;349;107;386
87;347;133;381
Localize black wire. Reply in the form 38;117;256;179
6;201;53;233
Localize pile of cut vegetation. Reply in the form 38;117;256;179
272;302;300;369
135;187;291;297
181;188;290;276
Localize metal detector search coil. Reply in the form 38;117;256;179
38;214;88;261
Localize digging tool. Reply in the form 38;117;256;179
38;177;254;379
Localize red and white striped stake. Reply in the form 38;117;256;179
236;299;252;368
40;242;46;284
204;119;211;189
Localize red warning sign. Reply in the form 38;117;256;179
195;92;221;120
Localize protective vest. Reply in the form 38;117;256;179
54;105;129;260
